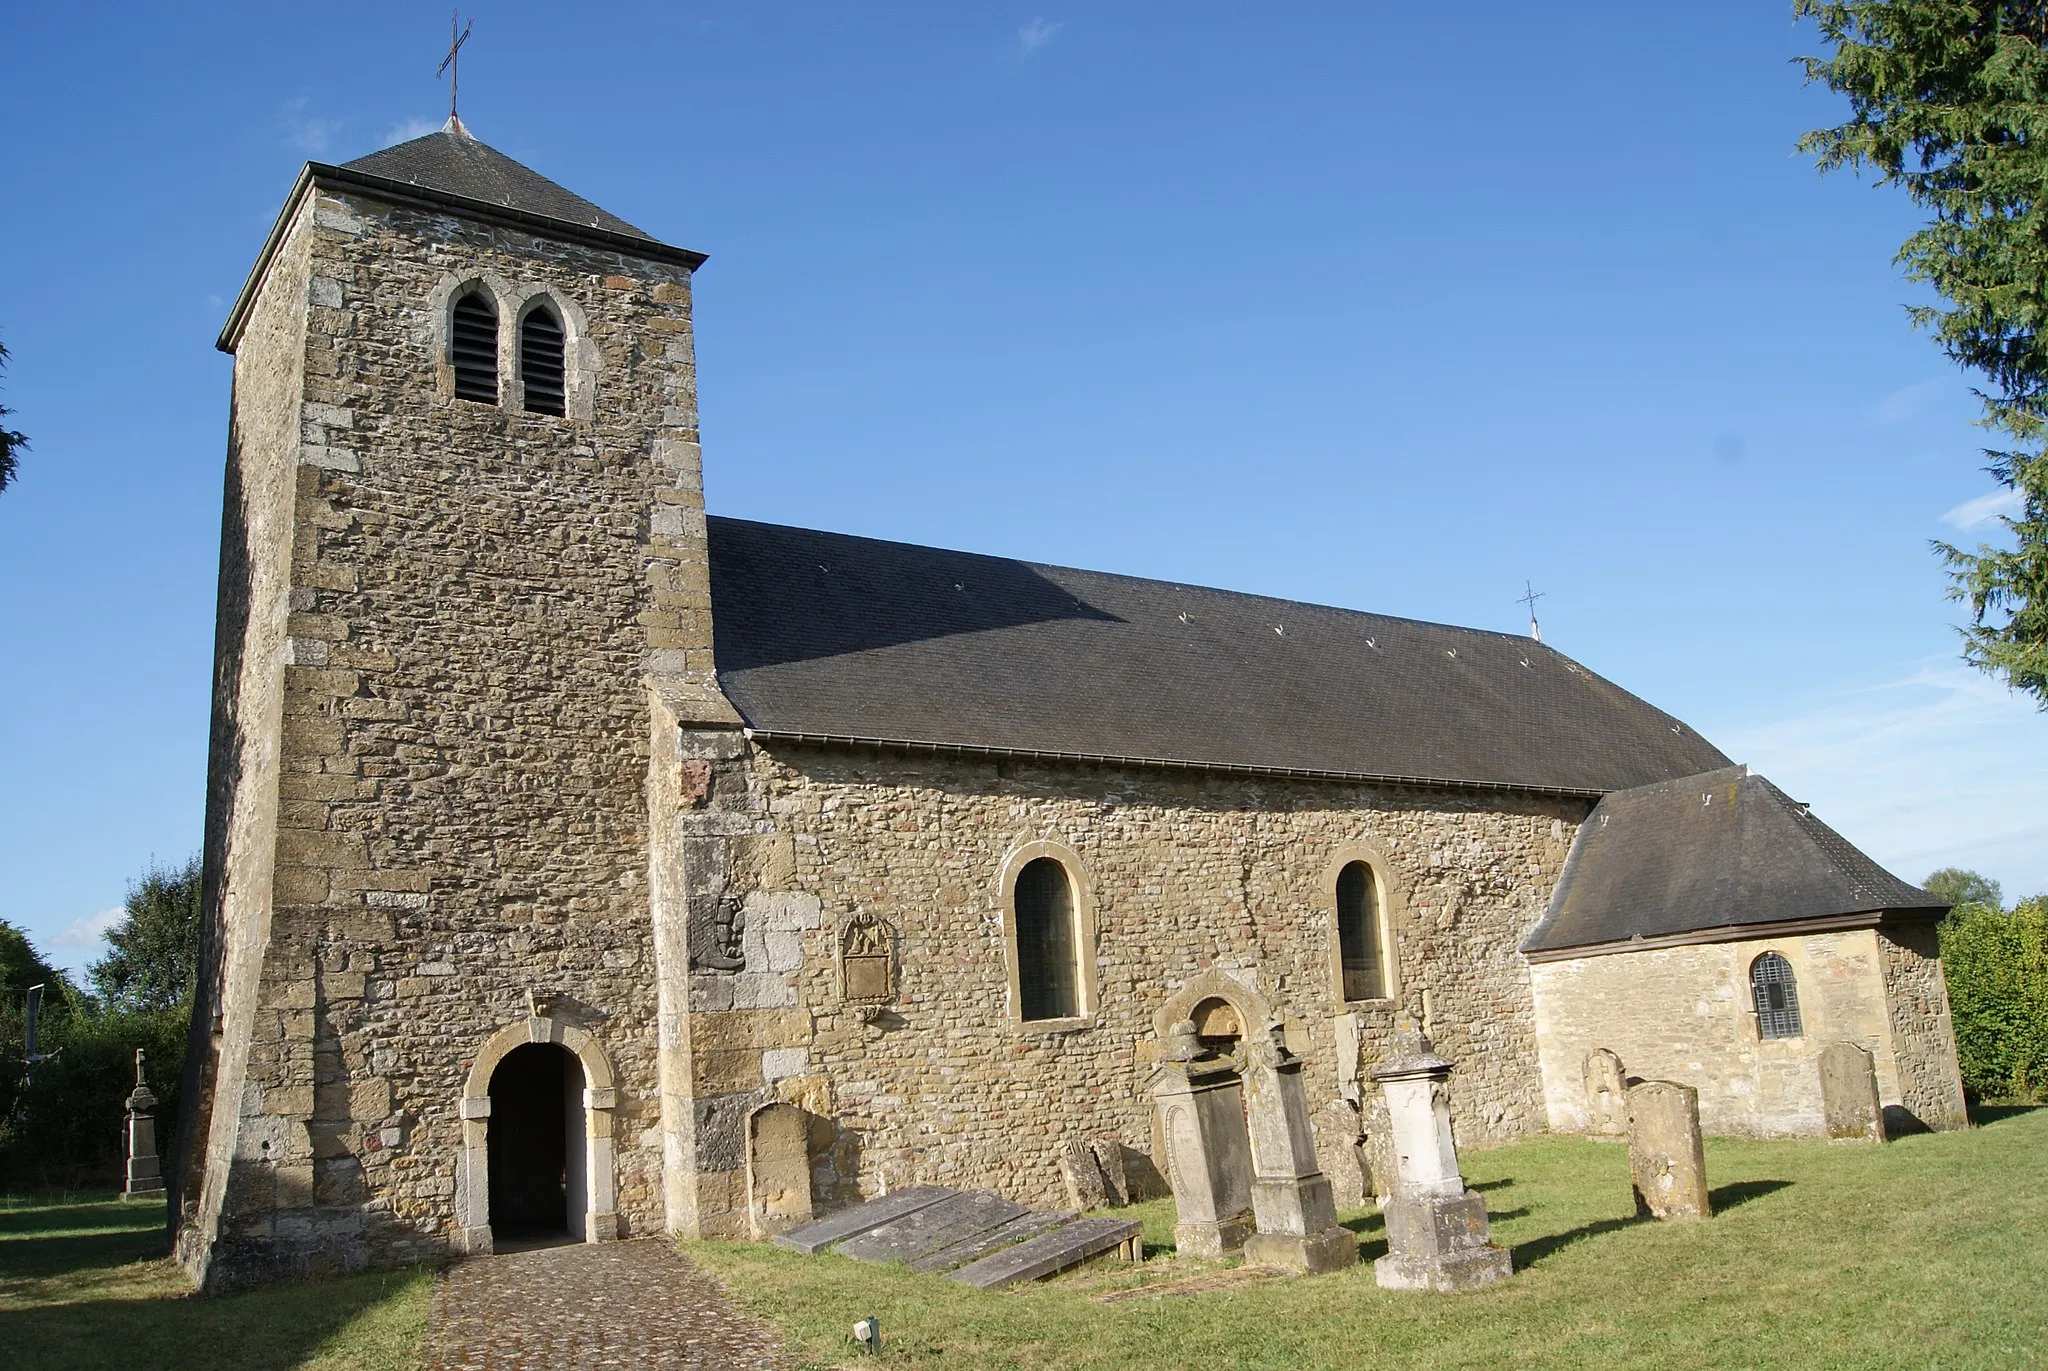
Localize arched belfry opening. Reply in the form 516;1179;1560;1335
487;1042;588;1245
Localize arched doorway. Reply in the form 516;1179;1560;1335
487;1042;588;1246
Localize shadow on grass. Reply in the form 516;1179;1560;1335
0;1202;161;1240
0;1267;430;1371
1511;1214;1647;1269
0;1228;165;1283
1969;1103;2042;1127
1469;1177;1514;1193
1338;1210;1387;1236
1707;1179;1792;1212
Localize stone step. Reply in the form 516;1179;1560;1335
907;1207;1078;1275
771;1185;958;1255
836;1189;1030;1266
946;1215;1144;1290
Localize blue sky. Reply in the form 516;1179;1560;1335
3;4;2044;977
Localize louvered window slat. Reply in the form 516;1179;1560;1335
521;306;567;416
451;293;499;404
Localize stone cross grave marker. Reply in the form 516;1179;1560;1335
124;1049;165;1201
1368;1029;1513;1292
1239;1020;1358;1274
1151;1019;1255;1257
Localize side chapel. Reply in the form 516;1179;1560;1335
172;121;1968;1290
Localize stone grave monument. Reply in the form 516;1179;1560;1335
746;1102;815;1238
1151;1019;1255;1257
123;1049;166;1202
1625;1080;1711;1219
1238;1021;1358;1273
1819;1041;1887;1144
1584;1048;1629;1138
1368;1028;1513;1292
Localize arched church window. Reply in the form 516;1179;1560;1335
1336;860;1388;1001
1014;856;1080;1022
520;302;567;416
451;291;499;404
1750;952;1803;1039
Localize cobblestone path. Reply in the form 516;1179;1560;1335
423;1239;791;1370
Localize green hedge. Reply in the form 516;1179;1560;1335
0;998;188;1192
1941;898;2048;1103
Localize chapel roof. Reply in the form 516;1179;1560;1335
340;118;653;240
706;517;1734;796
1521;765;1942;958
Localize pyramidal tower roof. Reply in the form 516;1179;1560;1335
341;116;652;240
220;117;702;352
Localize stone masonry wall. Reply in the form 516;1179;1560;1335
1528;929;1917;1138
669;741;1585;1234
178;203;314;1273
1876;925;1968;1131
182;180;710;1289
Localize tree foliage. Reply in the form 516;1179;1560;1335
1797;2;2048;704
1923;864;2005;909
90;855;203;1013
1940;895;2048;1100
0;336;25;495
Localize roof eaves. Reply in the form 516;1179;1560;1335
1522;904;1947;963
217;162;707;354
741;727;1611;800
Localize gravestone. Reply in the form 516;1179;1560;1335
1583;1048;1628;1138
946;1215;1144;1289
747;1103;814;1238
1238;1021;1357;1274
773;1185;955;1254
835;1189;1028;1265
1058;1139;1112;1210
1088;1137;1131;1207
1625;1080;1711;1219
1313;1098;1370;1210
1819;1041;1887;1144
123;1049;165;1202
1369;1028;1513;1292
1152;1019;1255;1256
840;910;894;1005
1358;1084;1397;1207
907;1206;1076;1274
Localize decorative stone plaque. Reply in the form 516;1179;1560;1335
840;910;894;1003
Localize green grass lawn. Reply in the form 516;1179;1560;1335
689;1106;2048;1371
0;1192;431;1371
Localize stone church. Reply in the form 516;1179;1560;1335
172;120;1967;1290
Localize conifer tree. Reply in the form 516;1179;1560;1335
1799;2;2048;704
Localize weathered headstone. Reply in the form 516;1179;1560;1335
1358;1084;1397;1207
1625;1080;1711;1220
1058;1139;1112;1210
1152;1019;1255;1257
1313;1097;1370;1210
1088;1137;1131;1207
836;1188;1028;1264
946;1215;1143;1289
123;1049;165;1202
1369;1029;1513;1292
907;1206;1076;1274
773;1185;955;1254
746;1102;814;1238
1583;1048;1628;1138
1239;1021;1358;1273
1819;1041;1887;1144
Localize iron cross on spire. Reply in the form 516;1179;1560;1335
437;12;473;123
1518;580;1547;643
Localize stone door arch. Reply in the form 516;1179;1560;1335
456;1014;620;1255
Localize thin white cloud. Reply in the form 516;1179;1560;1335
50;907;122;950
1715;659;2048;901
1873;377;1951;424
280;96;343;155
1018;17;1063;56
381;116;441;148
1940;486;2023;530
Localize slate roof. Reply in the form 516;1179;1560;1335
706;517;1733;795
1522;765;1943;956
341;119;652;239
